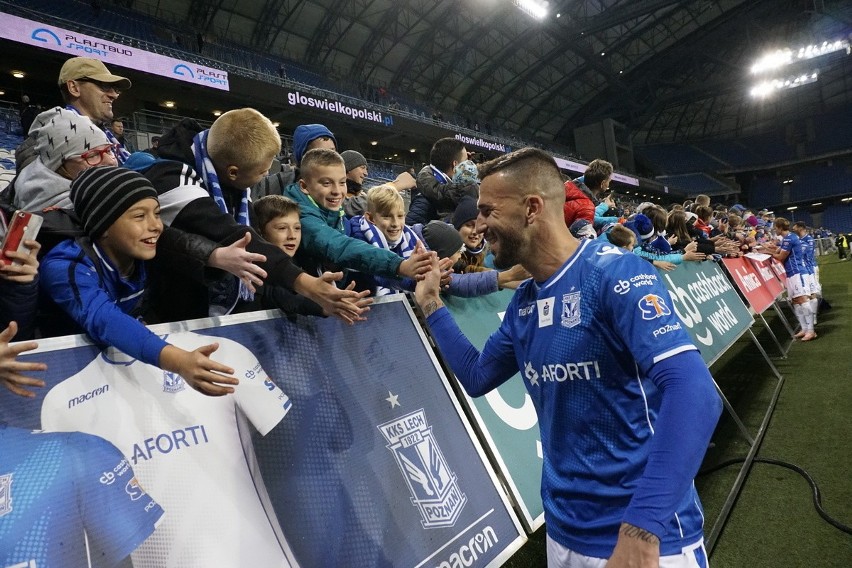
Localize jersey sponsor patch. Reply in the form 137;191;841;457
125;477;146;501
638;293;671;320
162;370;185;393
537;297;555;327
378;409;467;529
560;292;581;328
0;473;12;517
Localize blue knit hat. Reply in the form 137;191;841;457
292;124;336;165
624;213;654;242
452;197;479;230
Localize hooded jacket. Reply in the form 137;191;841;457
563;180;595;228
284;183;403;279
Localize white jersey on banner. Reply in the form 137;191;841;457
40;331;294;568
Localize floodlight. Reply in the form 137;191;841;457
514;0;548;20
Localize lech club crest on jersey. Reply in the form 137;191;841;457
162;370;186;393
561;291;581;328
378;409;466;529
0;473;12;517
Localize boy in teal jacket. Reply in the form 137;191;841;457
284;148;430;282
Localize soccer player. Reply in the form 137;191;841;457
414;147;722;568
792;221;820;324
765;218;815;341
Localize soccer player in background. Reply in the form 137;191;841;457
415;147;722;568
764;218;816;341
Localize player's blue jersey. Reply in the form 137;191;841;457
498;239;704;557
779;232;807;276
0;425;163;568
800;234;816;273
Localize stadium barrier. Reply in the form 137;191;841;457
0;254;795;563
0;297;526;568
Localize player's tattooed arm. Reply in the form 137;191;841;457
618;523;660;545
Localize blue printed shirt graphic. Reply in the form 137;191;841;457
460;239;704;557
779;232;807;276
0;425;163;568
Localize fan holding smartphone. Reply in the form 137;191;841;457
1;210;43;267
0;210;45;396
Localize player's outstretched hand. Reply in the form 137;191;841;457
160;343;239;397
0;321;46;397
437;256;454;289
208;232;268;294
414;243;443;317
300;272;372;325
398;248;434;280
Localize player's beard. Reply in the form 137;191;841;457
489;225;525;269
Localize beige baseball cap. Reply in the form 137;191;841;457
57;57;132;90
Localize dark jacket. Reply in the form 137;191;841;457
406;165;478;225
141;118;305;321
0;277;39;340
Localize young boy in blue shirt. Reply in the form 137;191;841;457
40;167;241;396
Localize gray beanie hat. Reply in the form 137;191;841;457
422;221;464;259
341;150;367;173
31;107;110;172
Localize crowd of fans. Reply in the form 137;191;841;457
0;56;843;399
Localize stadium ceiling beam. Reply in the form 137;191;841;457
552;0;761;142
349;3;409;81
303;0;358;66
186;0;226;33
482;20;634;129
453;0;676;107
317;0;381;68
388;0;461;89
258;0;313;54
252;0;307;52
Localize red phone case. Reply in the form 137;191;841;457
1;211;42;266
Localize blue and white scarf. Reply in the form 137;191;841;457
191;129;254;309
192;129;251;227
356;215;419;296
64;105;131;164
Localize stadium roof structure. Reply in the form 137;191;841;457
113;0;852;146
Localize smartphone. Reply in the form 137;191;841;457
0;211;43;266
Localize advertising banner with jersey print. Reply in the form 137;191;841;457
721;257;779;314
1;297;525;568
659;261;754;366
443;290;545;532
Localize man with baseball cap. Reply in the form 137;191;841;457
58;57;132;164
11;57;132;174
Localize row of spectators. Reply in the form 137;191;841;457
0;55;838;399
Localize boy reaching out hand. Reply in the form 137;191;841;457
39;167;239;396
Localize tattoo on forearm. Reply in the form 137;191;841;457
620;524;660;544
422;301;440;318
